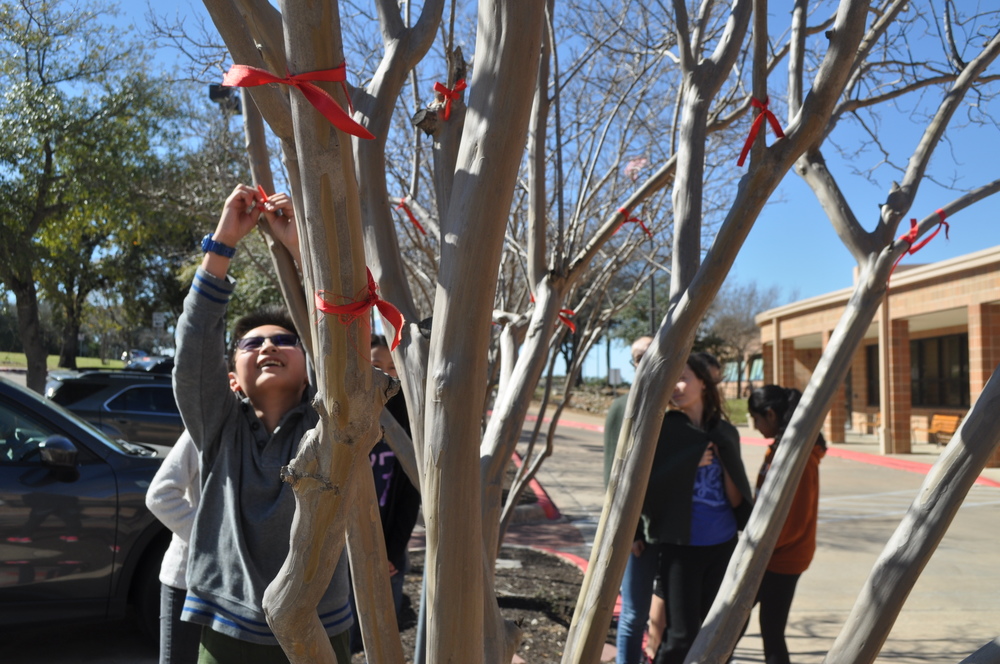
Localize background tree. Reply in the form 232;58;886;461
0;0;183;388
700;278;781;395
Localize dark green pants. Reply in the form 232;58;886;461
198;626;351;664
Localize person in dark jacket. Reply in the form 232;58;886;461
368;335;420;616
643;354;753;664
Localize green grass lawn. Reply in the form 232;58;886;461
726;397;749;426
0;352;125;370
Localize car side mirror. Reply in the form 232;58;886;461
39;436;78;468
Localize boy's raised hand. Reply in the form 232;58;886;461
212;184;260;247
201;184;264;279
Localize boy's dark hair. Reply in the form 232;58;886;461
228;305;299;369
371;333;389;349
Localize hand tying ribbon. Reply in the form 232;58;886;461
433;79;467;121
558;309;576;333
222;64;375;140
315;268;404;350
251;185;270;212
614;208;652;238
395;200;426;235
888;209;950;283
737;97;785;167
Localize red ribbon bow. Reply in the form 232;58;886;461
395;200;426;235
614;208;652;238
433;79;467;121
529;293;577;333
314;268;404;350
737;97;785;167
222;64;375;140
528;293;576;334
888;209;950;283
558;309;577;333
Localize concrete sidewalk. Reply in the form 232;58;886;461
506;406;1000;664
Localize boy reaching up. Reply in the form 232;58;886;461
173;184;352;663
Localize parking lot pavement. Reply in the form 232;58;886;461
0;618;157;663
1;368;26;387
524;408;1000;664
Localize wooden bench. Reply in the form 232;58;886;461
863;412;881;434
915;414;962;446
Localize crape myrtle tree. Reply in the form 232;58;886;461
202;0;547;661
566;2;1000;664
199;0;726;661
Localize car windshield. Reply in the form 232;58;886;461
1;376;136;455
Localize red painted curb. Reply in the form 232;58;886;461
534;546;624;619
511;452;561;520
740;435;1000;488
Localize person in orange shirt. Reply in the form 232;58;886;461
747;385;826;664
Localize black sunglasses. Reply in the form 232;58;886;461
235;333;300;351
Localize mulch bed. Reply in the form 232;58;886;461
353;546;613;663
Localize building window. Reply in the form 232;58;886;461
910;333;969;408
865;345;880;406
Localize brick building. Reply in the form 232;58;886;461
755;244;1000;468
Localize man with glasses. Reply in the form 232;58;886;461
172;185;352;663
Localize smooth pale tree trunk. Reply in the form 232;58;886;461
257;2;399;662
420;2;546;661
823;367;1000;664
480;280;565;565
352;0;442;480
346;461;407;664
688;255;890;664
961;637;1000;664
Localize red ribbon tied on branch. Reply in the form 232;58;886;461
433;79;467;121
528;293;577;333
314;268;404;350
222;64;375;140
888;209;950;283
558;309;577;333
395;200;426;235
614;208;652;238
737;97;785;167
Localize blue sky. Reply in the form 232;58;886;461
121;1;999;381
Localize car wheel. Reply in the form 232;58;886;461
131;536;169;643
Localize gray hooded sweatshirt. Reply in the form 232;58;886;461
172;268;352;644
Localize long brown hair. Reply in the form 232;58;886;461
687;353;725;430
